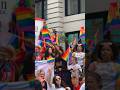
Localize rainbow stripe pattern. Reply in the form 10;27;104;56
15;7;34;32
51;34;56;43
15;7;34;51
41;28;53;46
41;28;51;39
61;47;71;61
79;27;85;44
46;56;55;63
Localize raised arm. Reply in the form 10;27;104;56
47;67;53;87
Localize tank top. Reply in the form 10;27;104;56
94;62;117;90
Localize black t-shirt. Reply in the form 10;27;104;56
34;80;47;90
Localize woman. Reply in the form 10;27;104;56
88;41;120;90
54;57;72;89
45;47;55;60
47;68;70;90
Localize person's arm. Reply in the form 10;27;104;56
47;68;53;87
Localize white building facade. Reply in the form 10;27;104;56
35;0;85;33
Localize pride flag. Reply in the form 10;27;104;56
41;28;51;39
41;27;53;47
15;7;34;32
50;33;59;45
79;27;85;45
104;2;120;35
80;27;85;36
51;34;56;43
46;56;55;63
61;46;71;62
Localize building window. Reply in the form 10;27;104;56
1;1;7;9
65;0;85;16
35;0;47;19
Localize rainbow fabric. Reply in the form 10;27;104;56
15;7;34;32
79;27;85;44
15;7;34;51
47;56;54;60
105;2;120;35
46;56;55;63
51;34;56;43
50;33;59;45
41;27;53;48
41;28;51;39
80;27;85;36
61;46;71;61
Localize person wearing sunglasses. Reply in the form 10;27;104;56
47;68;71;90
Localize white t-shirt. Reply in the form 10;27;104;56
80;83;85;90
48;84;65;90
75;52;85;66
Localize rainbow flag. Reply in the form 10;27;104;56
41;28;53;47
47;56;55;63
41;29;51;39
61;46;71;61
80;27;85;36
15;7;34;32
51;34;56;43
104;2;120;35
79;27;85;44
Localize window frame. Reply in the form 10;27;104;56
65;0;81;16
35;0;47;19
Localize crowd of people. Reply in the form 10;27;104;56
35;37;85;90
35;35;120;90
